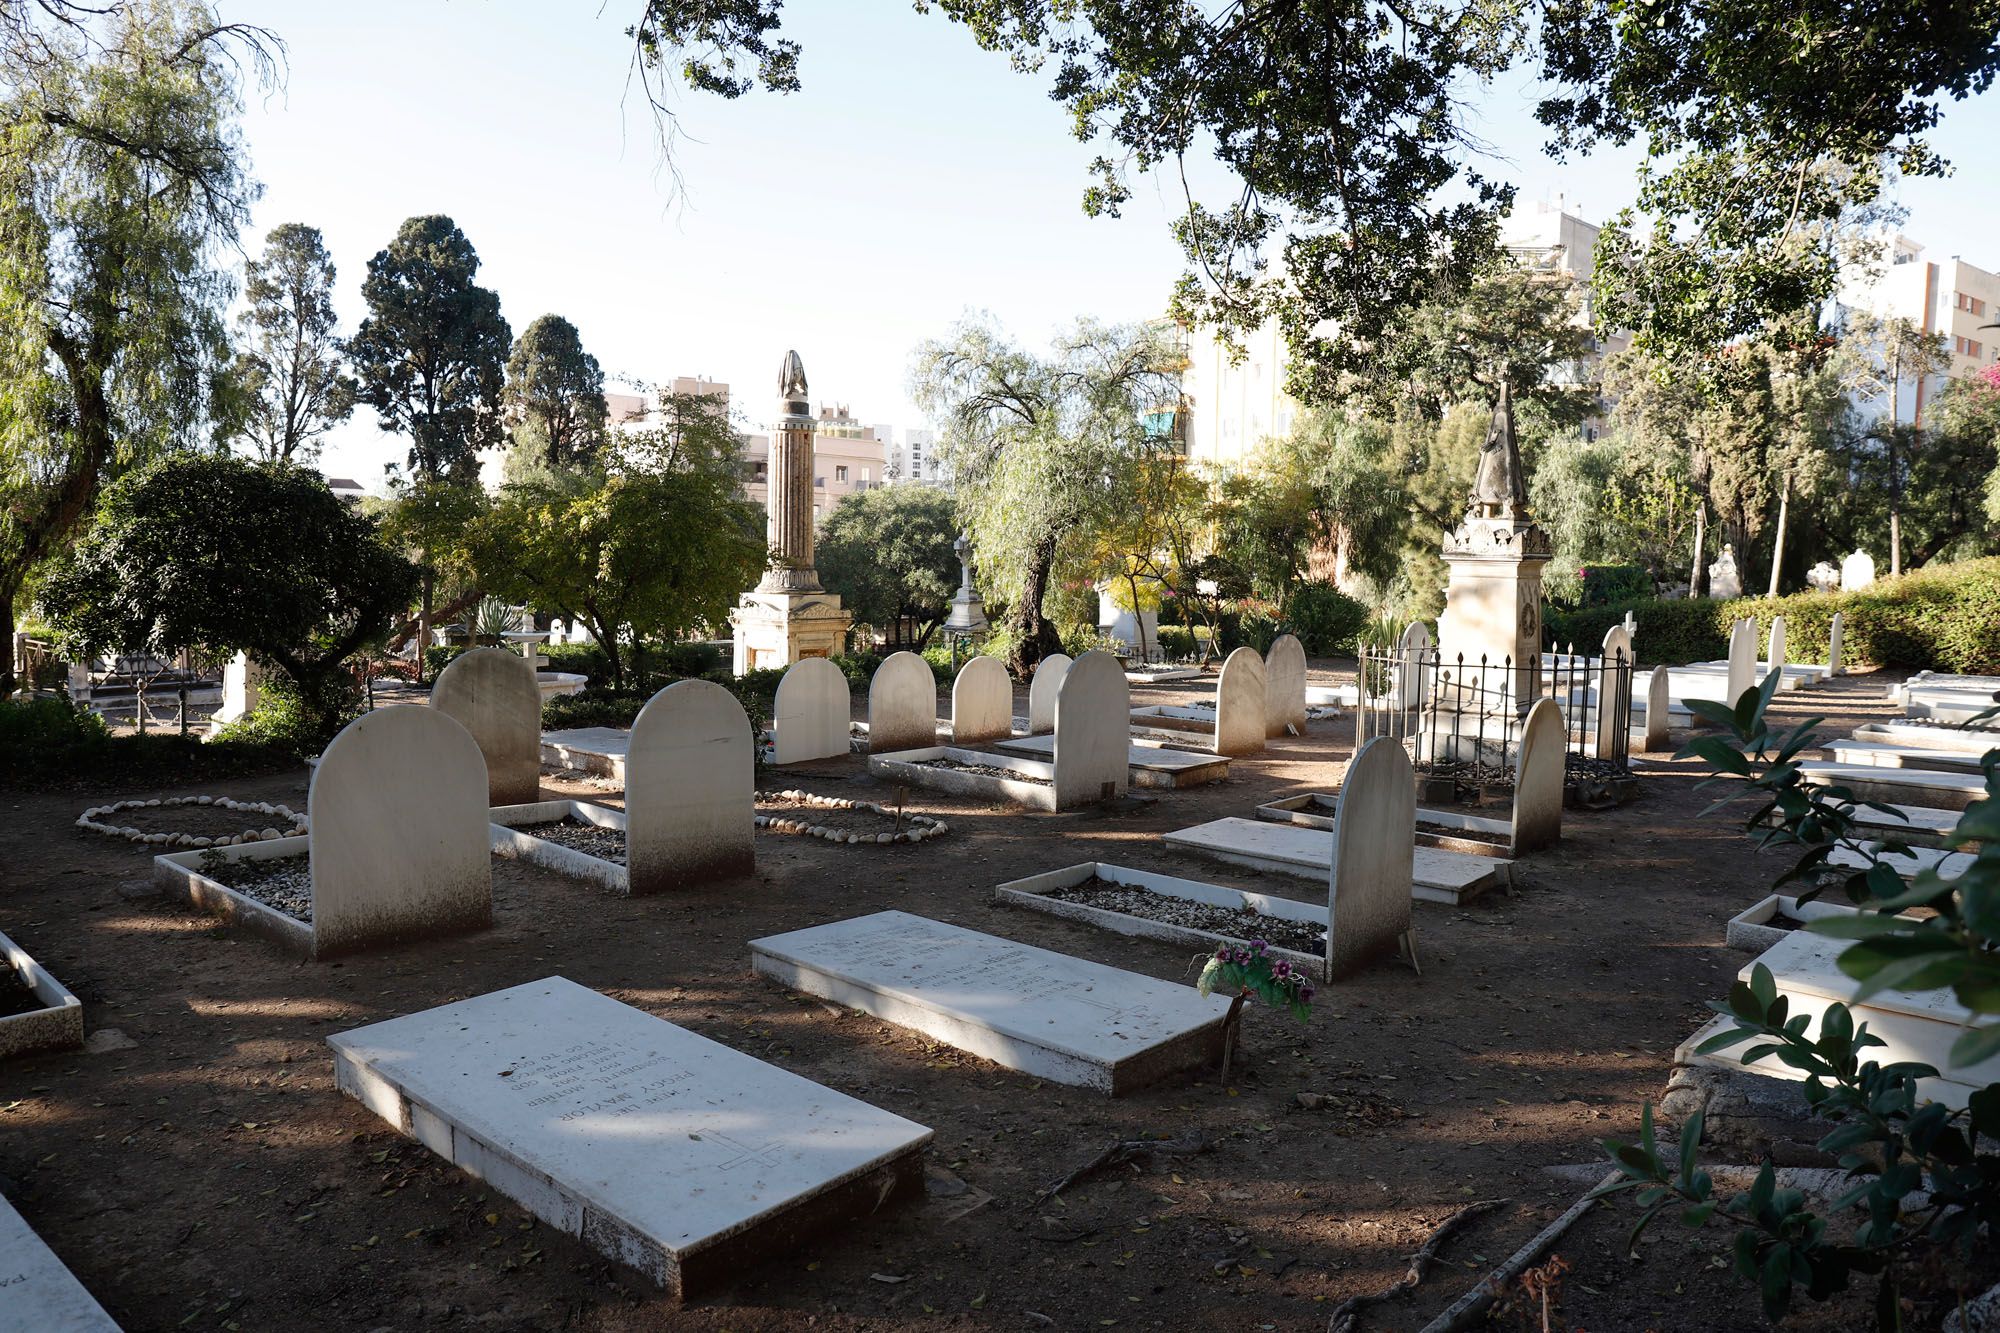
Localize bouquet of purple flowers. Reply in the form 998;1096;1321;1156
1195;939;1314;1022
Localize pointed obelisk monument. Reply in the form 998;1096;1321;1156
729;351;854;673
1434;377;1551;707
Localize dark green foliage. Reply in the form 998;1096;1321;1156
1281;582;1369;657
1573;564;1651;609
817;487;960;649
234;222;355;463
0;697;293;786
542;690;649;731
658;640;725;678
504;314;608;470
209;676;353;758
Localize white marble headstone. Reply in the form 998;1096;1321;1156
1726;617;1757;702
1596;625;1633;758
1841;548;1876;591
1027;653;1073;735
627;679;754;894
328;977;931;1299
1644;665;1670;753
1053;650;1129;809
868;651;938;753
214;650;264;726
1264;633;1308;737
1709;545;1742;599
771;657;850;764
951;654;1012;743
1214;646;1266;756
1828;611;1845;676
1766;615;1787;676
1514;697;1565;854
1396;621;1431;706
310;706;493;958
1806;560;1840;594
430;646;544;806
1327;737;1415;980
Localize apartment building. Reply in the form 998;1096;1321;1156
1841;235;2000;425
739;401;887;519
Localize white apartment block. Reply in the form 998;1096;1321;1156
1840;235;2000;426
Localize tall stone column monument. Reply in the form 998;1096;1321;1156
1433;379;1551;707
730;351;854;674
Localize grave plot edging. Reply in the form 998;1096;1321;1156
866;747;1057;812
489;801;629;895
153;836;315;959
0;927;85;1059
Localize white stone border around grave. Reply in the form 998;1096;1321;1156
1725;894;1881;953
754;789;948;845
489;800;630;894
153;836;316;958
0;926;85;1060
1253;792;1514;856
75;794;305;849
867;747;1057;812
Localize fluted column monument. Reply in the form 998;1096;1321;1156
730;350;853;673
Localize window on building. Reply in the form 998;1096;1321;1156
1957;292;1988;316
861;467;871;482
1956;336;1985;358
835;465;848;482
815;476;825;487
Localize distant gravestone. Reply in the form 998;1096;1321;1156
1806;561;1840;594
1053;650;1128;809
951;655;1012;744
1828;611;1846;676
1596;625;1633;758
1841;548;1877;591
1514;697;1565;854
1644;665;1671;753
1215;646;1266;756
1326;737;1415;980
213;651;266;726
772;657;850;764
628;679;754;894
868;651;938;753
1726;618;1757;702
1766;615;1788;676
1264;634;1308;737
1396;621;1431;705
1708;545;1742;599
309;707;492;958
1027;653;1072;735
430;646;543;806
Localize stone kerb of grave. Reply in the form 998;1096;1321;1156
755;789;948;845
1645;665;1671;753
1767;615;1788;675
1027;652;1073;735
429;645;544;806
868;650;938;753
1053;649;1129;809
1326;736;1416;980
1215;646;1267;756
628;678;755;893
1264;633;1308;737
1513;697;1565;854
75;794;305;848
1726;618;1757;701
951;654;1012;744
309;706;493;958
771;656;851;764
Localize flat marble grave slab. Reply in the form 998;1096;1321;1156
539;727;632;781
0;1191;121;1331
992;734;1229;787
1823;737;1986;775
751;910;1230;1095
1163;817;1510;905
328;977;931;1299
1799;762;1987;811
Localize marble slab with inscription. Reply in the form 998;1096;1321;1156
328;977;930;1299
750;910;1230;1095
0;1192;121;1332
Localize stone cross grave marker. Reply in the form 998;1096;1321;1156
951;655;1012;744
1264;633;1308;737
868;651;937;753
430;646;543;806
1053;649;1128;809
309;706;493;958
771;656;850;764
1215;646;1266;756
1027;653;1072;735
628;679;754;894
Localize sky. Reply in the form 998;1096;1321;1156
229;2;2000;490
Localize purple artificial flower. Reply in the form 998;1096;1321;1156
1249;940;1267;954
1299;985;1316;1003
1272;959;1290;978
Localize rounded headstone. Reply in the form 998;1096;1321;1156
1327;737;1415;981
430;646;544;806
1263;634;1308;737
1052;650;1129;810
1214;647;1266;756
627;679;755;894
1513;697;1565;854
1027;653;1073;736
868;651;938;753
772;657;851;764
951;655;1012;744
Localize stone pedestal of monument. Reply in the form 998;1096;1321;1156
730;588;852;674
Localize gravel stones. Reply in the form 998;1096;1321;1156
198;853;314;922
516;819;628;866
911;758;1050;786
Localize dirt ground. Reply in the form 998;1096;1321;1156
0;665;1971;1332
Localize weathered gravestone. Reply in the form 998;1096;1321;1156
1726;618;1757;702
951;655;1012;744
1709;545;1742;599
329;977;931;1300
1027;653;1072;735
1264;633;1308;737
1396;620;1431;705
213;650;266;726
1215;646;1266;756
1766;615;1787;676
309;706;492;958
1326;737;1416;979
1828;611;1845;676
868;650;937;753
1841;548;1876;591
751;910;1230;1094
430;646;543;806
627;679;754;894
1514;697;1566;854
1053;650;1128;809
1596;625;1633;758
1806;561;1840;594
1644;665;1671;752
771;656;850;764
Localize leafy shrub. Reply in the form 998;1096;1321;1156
542;641;618;688
715;667;783;729
1155;625;1200;661
1545;596;1731;664
1576;563;1651;608
831;651;884;687
1060;626;1128;659
1281;581;1369;656
541;689;649;731
0;697;293;785
1236;607;1281;654
424;644;467;677
211;676;356;756
660;640;724;677
0;696;109;767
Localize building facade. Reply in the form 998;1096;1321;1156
1840;236;2000;425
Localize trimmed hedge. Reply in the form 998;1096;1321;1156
0;697;296;785
1546;557;2000;673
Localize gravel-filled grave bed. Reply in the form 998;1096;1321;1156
516;819;627;866
198;854;314;922
1040;876;1325;957
756;790;947;845
912;757;1050;785
0;969;43;1019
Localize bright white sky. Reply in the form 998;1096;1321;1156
230;1;2000;490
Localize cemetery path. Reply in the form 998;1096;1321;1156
0;665;1959;1331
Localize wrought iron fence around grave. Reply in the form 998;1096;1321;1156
1353;644;1633;791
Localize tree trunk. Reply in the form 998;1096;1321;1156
417;564;434;686
1124;571;1150;662
1688;503;1708;598
1007;535;1064;677
1767;474;1790;599
0;585;14;697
